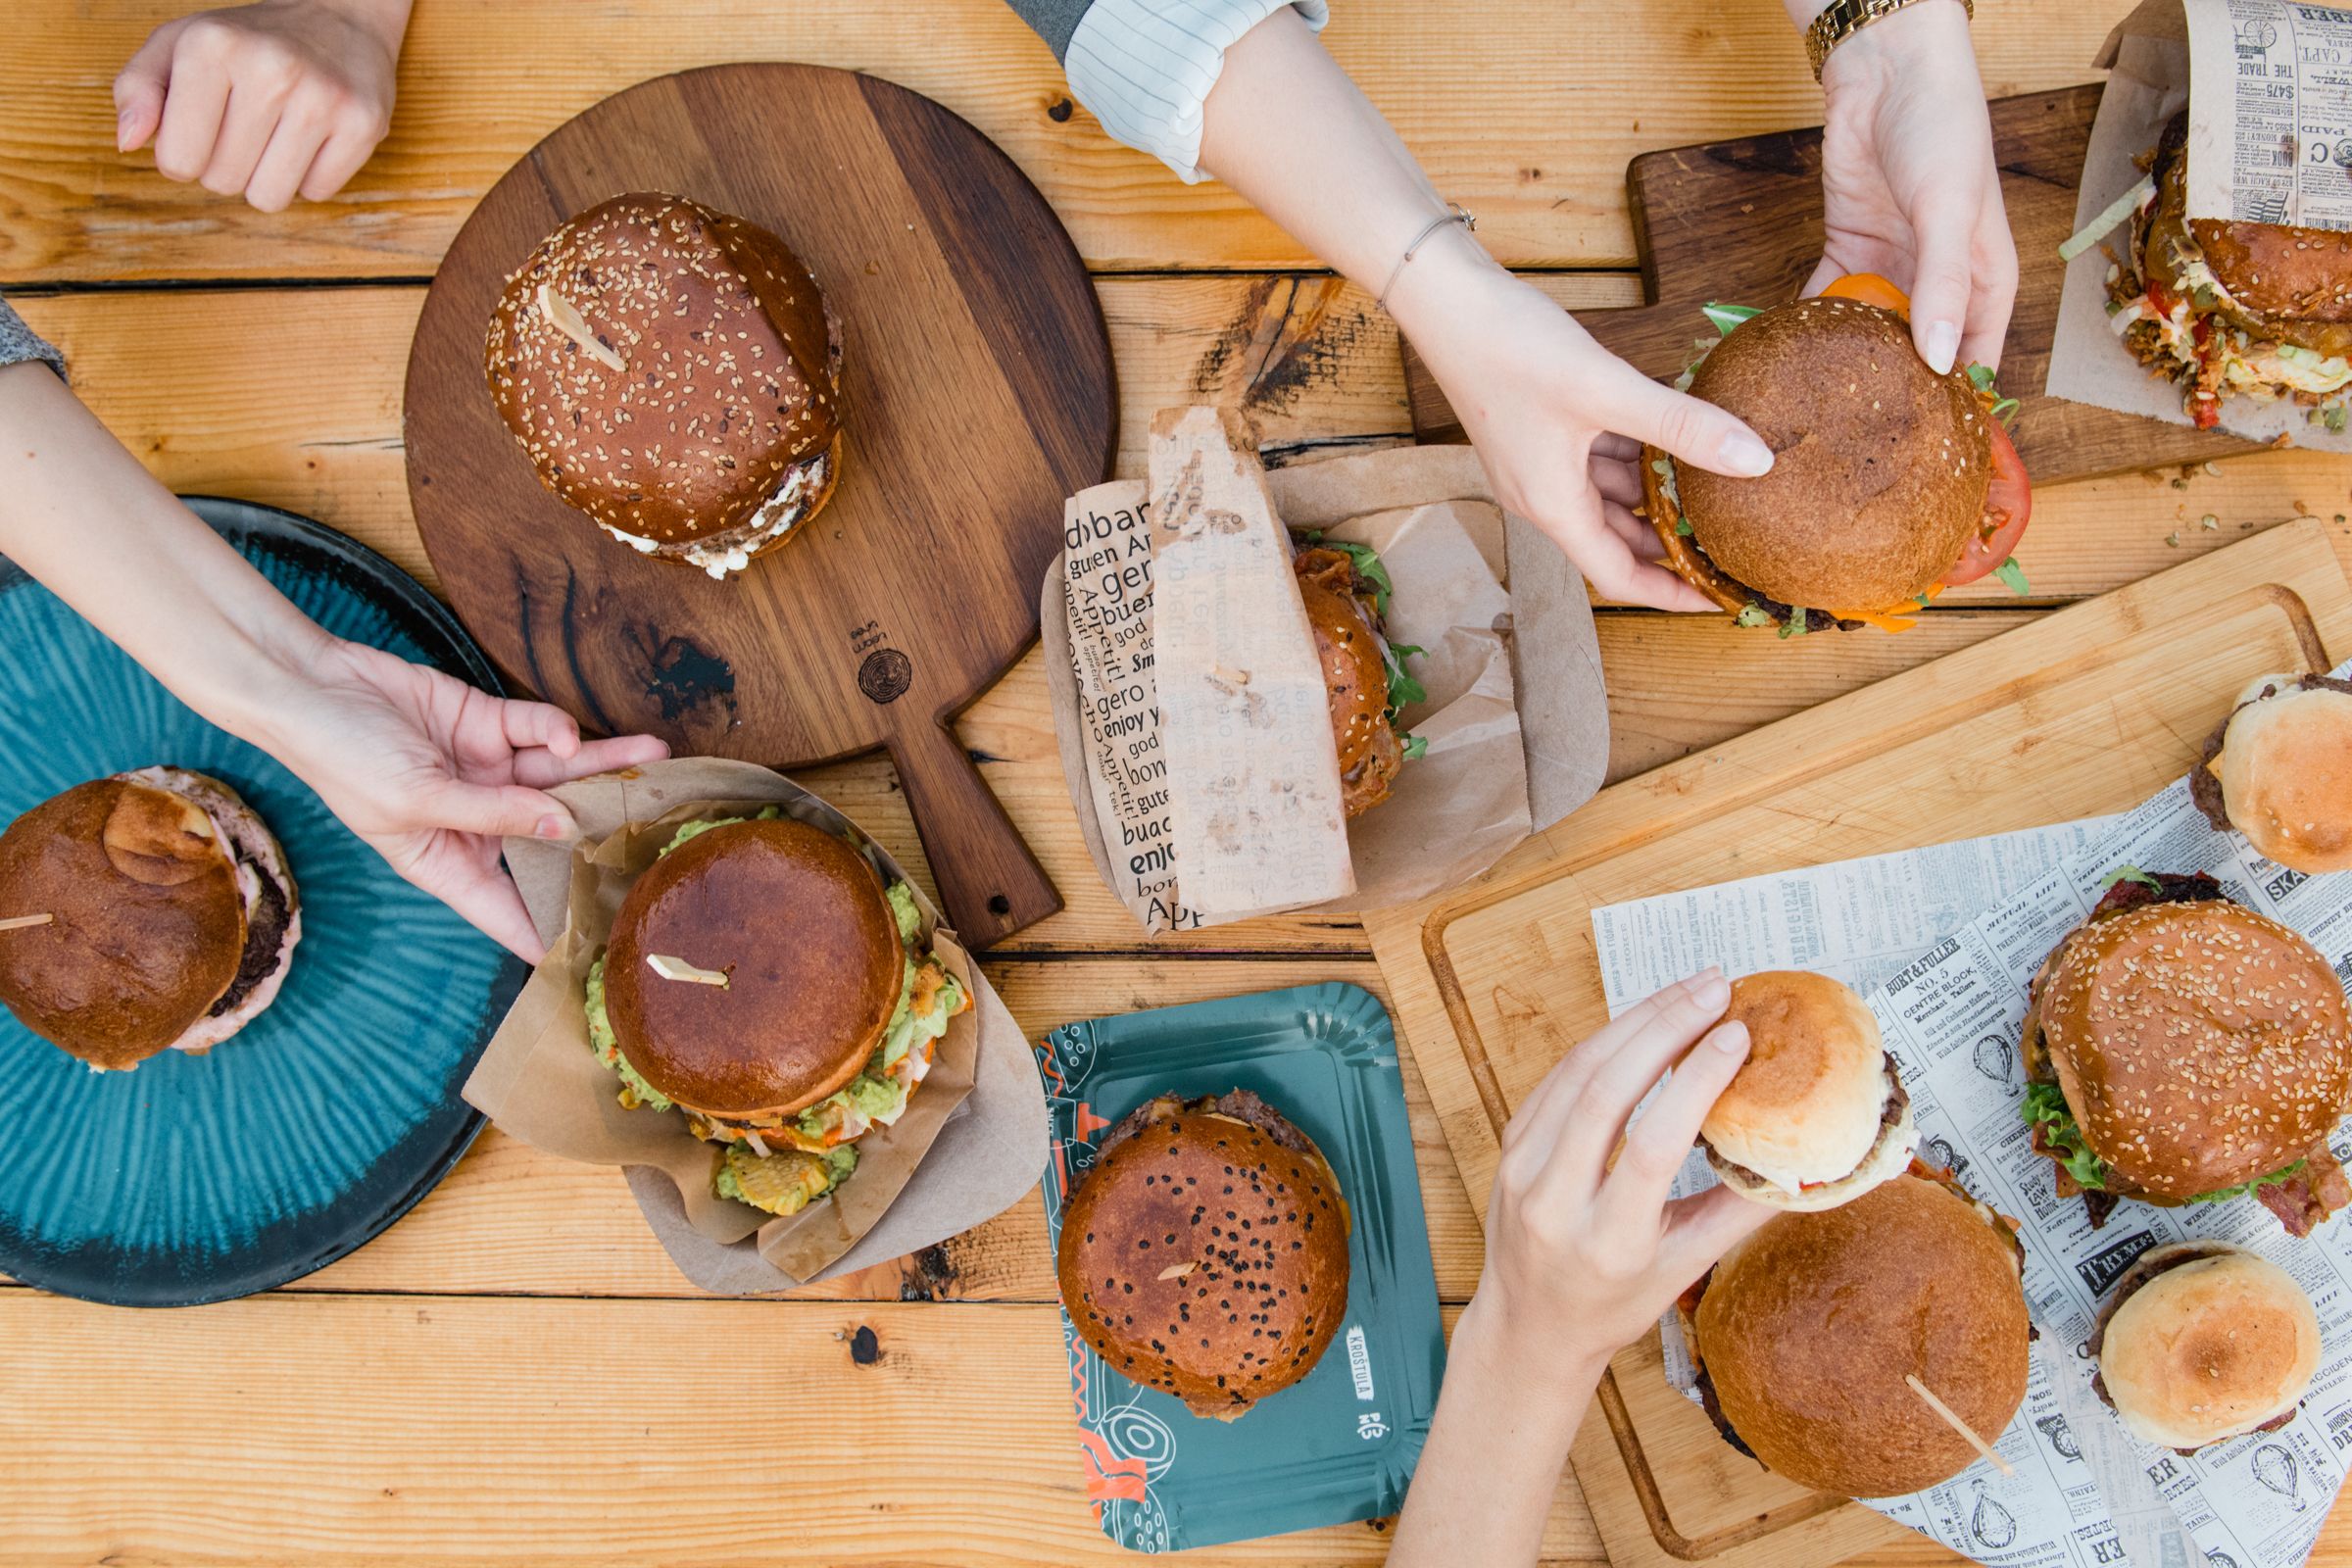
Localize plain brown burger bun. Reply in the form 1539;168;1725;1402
0;776;245;1069
602;817;902;1119
1293;547;1403;818
1660;297;1991;612
484;192;843;576
2037;898;2352;1200
2212;679;2352;873
1055;1090;1350;1421
1692;1173;2030;1496
1701;971;1916;1211
2097;1242;2321;1451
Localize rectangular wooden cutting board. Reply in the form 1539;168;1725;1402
1362;519;2352;1568
1403;84;2266;485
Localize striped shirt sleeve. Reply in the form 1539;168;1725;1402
1061;0;1330;183
0;297;65;381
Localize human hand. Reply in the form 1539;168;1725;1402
260;639;669;962
1469;969;1770;1387
114;0;410;212
1389;243;1776;611
1809;0;2017;372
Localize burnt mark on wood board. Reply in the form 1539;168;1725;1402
1191;275;1369;416
625;624;739;727
849;1324;882;1364
898;1243;962;1301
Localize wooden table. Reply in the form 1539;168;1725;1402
6;3;2352;1562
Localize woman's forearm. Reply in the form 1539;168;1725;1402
1196;7;1490;306
0;362;325;744
1387;1296;1604;1568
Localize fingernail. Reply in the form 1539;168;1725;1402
1924;320;1960;375
536;814;568;840
1718;431;1774;477
1711;1020;1749;1054
116;111;133;152
1690;966;1729;1004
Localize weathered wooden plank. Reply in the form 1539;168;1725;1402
0;0;2132;281
0;1291;1603;1566
56;958;1482;1304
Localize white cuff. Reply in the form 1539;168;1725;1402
1064;0;1331;184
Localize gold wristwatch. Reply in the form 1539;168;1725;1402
1805;0;1974;81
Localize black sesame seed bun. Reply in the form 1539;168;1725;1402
483;192;844;579
1055;1090;1350;1421
2035;895;2352;1200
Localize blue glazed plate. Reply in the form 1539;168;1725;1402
0;497;526;1306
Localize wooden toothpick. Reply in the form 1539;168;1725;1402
0;913;54;933
645;953;729;988
1906;1374;2015;1476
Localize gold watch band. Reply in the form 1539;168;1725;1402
1805;0;1974;80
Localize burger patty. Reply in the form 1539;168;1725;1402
1705;1066;1910;1191
2086;1242;2300;1447
208;859;291;1018
2192;674;2352;832
1089;1088;1312;1184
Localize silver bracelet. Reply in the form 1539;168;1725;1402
1375;203;1477;314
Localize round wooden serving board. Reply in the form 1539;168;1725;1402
405;64;1114;948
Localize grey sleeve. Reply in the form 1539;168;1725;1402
0;296;66;380
1001;0;1097;60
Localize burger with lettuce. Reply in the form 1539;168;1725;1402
582;809;970;1216
2019;869;2352;1236
1642;273;2033;635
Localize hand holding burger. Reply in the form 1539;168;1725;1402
1388;971;1769;1568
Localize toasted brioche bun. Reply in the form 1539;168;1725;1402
2215;682;2352;873
485;193;843;577
0;770;299;1069
1293;547;1403;818
1653;297;1990;612
1692;1172;2030;1496
1055;1090;1349;1421
1701;971;1916;1210
2038;898;2352;1200
602;818;902;1120
2147;114;2352;341
2099;1243;2321;1450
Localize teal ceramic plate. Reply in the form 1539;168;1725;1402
0;497;525;1306
1037;982;1446;1552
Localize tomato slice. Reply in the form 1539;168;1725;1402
1818;272;1912;315
1941;419;2032;586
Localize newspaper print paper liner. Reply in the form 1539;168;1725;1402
1035;981;1445;1552
468;757;1046;1293
1589;663;2352;1567
2045;0;2352;452
1043;438;1607;935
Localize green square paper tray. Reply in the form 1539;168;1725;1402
1036;982;1446;1553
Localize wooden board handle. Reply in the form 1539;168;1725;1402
889;720;1060;949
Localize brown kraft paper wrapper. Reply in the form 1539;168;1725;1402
465;757;1047;1293
1044;417;1608;934
2047;0;2352;450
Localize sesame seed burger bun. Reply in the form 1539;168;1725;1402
2203;674;2352;874
1700;971;1917;1212
2147;113;2352;351
2036;898;2352;1200
1646;297;1990;612
601;817;902;1121
2095;1242;2322;1451
1690;1171;2030;1497
0;769;300;1070
484;192;844;579
1055;1090;1350;1421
